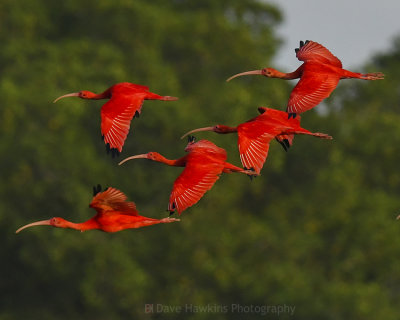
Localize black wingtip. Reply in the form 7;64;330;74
187;135;196;143
105;143;120;158
168;202;176;216
111;148;120;158
287;113;297;119
93;184;102;196
283;139;290;149
134;110;140;118
276;138;288;152
258;107;267;114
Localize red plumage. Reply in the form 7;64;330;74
227;40;384;116
119;139;258;214
54;82;178;154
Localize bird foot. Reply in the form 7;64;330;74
361;72;384;80
161;217;180;223
244;167;259;180
314;132;333;140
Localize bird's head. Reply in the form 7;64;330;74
261;68;279;78
77;90;95;99
53;90;96;103
49;217;68;227
15;217;68;233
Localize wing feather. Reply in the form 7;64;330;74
100;94;145;152
287;71;341;114
237;122;275;174
168;157;225;214
296;40;342;68
90;187;138;216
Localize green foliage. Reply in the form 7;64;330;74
1;0;400;319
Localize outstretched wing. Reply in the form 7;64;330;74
287;71;340;114
168;155;225;214
100;93;146;152
296;40;342;68
237;121;276;174
90;187;138;216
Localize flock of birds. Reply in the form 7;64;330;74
16;40;384;234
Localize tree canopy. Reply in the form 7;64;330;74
1;1;400;319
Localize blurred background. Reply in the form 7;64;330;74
2;0;400;319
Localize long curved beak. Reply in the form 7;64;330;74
226;70;263;82
16;219;52;234
118;154;148;166
53;92;80;103
180;127;214;139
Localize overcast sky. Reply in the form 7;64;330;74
267;0;400;70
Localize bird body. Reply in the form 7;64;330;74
119;138;257;214
181;107;332;174
227;40;384;117
54;82;178;154
16;187;179;233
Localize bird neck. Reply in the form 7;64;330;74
154;154;186;167
89;88;112;100
61;218;100;232
215;125;237;134
271;65;303;80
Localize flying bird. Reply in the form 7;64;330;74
119;137;258;214
181;107;332;174
54;82;178;156
16;185;179;233
227;40;384;118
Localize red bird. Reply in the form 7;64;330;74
16;185;179;233
54;82;178;156
181;107;332;174
227;40;384;118
119;137;258;214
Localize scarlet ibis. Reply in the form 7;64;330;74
227;40;384;118
16;185;179;233
54;82;178;156
119;137;258;214
181;107;332;174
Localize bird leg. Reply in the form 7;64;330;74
225;163;259;178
